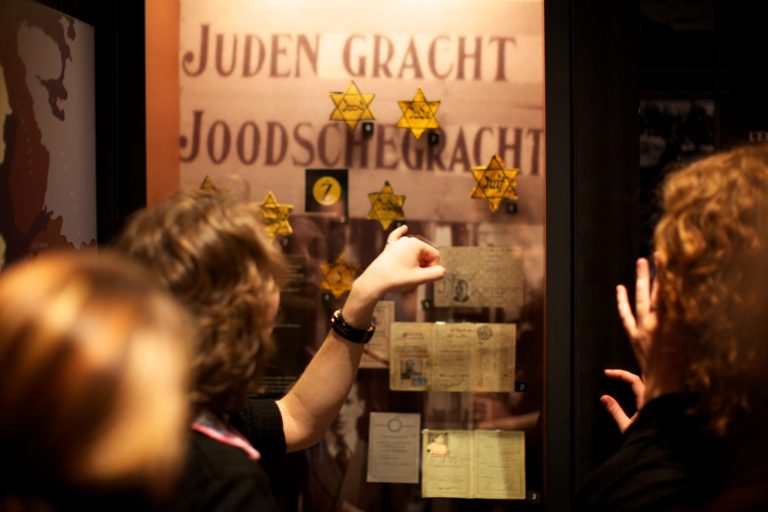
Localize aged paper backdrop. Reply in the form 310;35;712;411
179;0;543;224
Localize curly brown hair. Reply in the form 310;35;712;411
654;145;768;434
114;187;286;418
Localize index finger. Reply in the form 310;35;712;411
411;234;437;249
387;225;409;243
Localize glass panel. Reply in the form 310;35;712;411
179;0;545;508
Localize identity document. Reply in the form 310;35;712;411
390;322;516;392
367;412;421;483
434;247;524;312
422;429;526;499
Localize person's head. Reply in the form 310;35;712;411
114;187;286;418
0;251;190;506
653;145;768;433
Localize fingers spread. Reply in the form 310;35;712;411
605;369;646;411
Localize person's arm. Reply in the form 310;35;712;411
276;225;445;451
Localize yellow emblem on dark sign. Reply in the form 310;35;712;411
367;181;406;230
312;176;342;206
320;255;359;299
256;191;293;240
397;88;440;140
329;81;376;131
470;155;519;212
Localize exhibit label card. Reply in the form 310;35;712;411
390;322;516;392
421;429;526;500
367;412;421;484
361;301;395;369
434;246;524;313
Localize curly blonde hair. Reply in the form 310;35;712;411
114;188;285;418
654;145;768;433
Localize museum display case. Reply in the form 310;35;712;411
178;1;545;509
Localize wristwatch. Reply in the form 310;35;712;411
330;309;376;344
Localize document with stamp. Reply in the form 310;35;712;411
361;301;395;369
390;322;433;391
434;246;524;312
421;429;526;499
366;412;421;483
389;322;516;392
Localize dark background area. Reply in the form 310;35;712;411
547;0;768;509
29;0;768;510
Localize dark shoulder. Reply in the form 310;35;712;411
575;394;717;512
189;432;263;476
174;432;279;512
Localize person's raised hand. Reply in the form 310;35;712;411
340;226;445;330
616;257;658;376
355;225;446;301
600;369;646;434
604;257;658;432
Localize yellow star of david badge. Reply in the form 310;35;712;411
320;255;359;299
367;181;406;230
470;155;519;212
329;81;376;131
200;175;218;190
397;88;440;140
256;191;293;240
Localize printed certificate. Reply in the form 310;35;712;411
366;412;421;484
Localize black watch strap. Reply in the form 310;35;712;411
330;309;375;344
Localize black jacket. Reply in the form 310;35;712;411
175;399;286;512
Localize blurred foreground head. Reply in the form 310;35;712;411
0;251;190;509
114;187;286;419
654;144;768;433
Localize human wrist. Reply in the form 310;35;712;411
342;280;381;329
330;309;375;344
